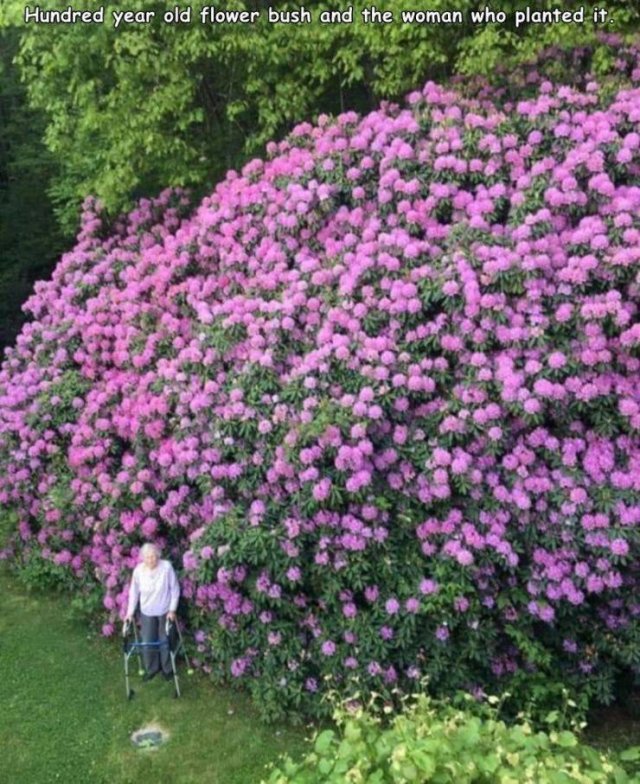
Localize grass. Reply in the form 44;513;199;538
0;566;307;784
3;556;640;784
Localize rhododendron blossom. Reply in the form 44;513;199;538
1;38;640;718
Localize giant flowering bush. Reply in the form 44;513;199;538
1;38;640;719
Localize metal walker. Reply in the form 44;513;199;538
122;616;191;699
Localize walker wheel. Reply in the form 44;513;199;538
173;691;179;699
128;689;135;700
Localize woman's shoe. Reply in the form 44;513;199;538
143;670;159;682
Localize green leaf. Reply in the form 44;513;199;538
554;731;578;748
619;746;640;762
314;730;335;755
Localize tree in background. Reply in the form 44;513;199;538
1;0;638;231
0;28;66;351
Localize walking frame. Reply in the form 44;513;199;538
122;615;191;699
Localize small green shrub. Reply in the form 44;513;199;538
264;688;640;783
13;550;77;594
500;672;591;730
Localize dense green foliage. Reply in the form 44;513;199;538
265;689;640;783
0;28;66;350
0;0;637;348
1;0;638;227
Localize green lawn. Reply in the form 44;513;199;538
3;561;640;784
0;567;306;784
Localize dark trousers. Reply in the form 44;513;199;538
140;612;171;675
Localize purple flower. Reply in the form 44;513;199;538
321;640;336;656
385;598;400;615
405;597;420;613
454;597;469;613
343;602;357;618
435;625;450;641
539;605;555;623
231;658;248;678
610;538;629;557
268;631;282;646
364;585;379;602
419;579;439;596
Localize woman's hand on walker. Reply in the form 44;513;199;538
168;611;176;622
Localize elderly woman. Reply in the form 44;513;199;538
126;543;180;681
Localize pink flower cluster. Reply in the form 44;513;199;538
1;37;640;717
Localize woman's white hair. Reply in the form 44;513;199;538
140;542;161;558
